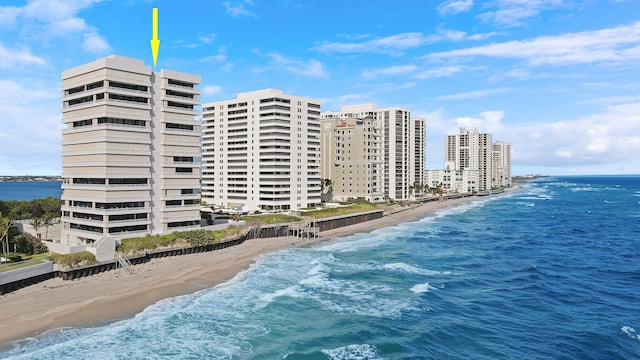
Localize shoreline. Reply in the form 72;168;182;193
0;195;493;348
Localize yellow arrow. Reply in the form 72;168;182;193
150;7;160;67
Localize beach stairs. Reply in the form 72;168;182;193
115;252;135;275
289;219;319;240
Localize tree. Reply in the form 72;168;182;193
0;212;14;264
8;202;32;220
42;213;59;241
29;217;44;239
13;233;47;255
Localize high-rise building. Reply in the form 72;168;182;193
201;88;322;212
60;55;201;249
411;117;426;191
321;103;424;201
445;127;493;191
320;117;384;202
492;141;512;188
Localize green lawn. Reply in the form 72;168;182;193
302;203;380;218
0;253;51;273
241;214;301;224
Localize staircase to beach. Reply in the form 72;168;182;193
115;252;135;274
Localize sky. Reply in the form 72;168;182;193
1;0;639;176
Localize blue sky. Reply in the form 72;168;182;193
1;0;639;176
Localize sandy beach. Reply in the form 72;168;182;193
0;196;479;347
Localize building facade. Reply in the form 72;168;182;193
320;117;384;202
411;117;426;192
492;141;512;188
321;103;424;201
445;127;493;191
201;88;322;212
426;162;479;194
60;55;201;248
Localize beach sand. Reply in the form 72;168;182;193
0;196;479;347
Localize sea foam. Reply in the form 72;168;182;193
411;282;435;294
322;344;381;360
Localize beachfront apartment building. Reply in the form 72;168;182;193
492;141;512;188
321;103;425;201
59;55;201;251
320;117;385;202
445;128;493;192
426;163;480;194
411;117;426;191
201;88;322;212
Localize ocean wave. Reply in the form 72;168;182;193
546;181;577;187
621;326;640;342
322;344;381;360
296;269;414;318
383;262;451;276
571;187;598;192
411;282;435;294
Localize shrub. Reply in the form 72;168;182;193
13;233;48;255
178;229;216;246
51;251;96;268
6;253;22;262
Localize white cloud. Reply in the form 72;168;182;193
314;28;497;55
426;21;640;66
174;33;218;49
314;33;430;55
361;65;418;79
456;110;505;134
200;54;228;63
0;80;62;175
83;32;110;54
478;0;572;27
222;1;257;17
0;0;109;53
253;50;328;78
438;0;473;15
0;42;47;68
198;33;217;44
202;85;223;96
424;103;640;175
414;66;463;79
435;88;514;100
0;5;21;28
199;47;232;71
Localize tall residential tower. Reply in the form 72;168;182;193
320;117;384;202
492;141;512;188
60;55;201;249
201;88;322;211
321;103;425;201
444;127;493;191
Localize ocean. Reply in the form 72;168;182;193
0;182;62;201
2;175;639;359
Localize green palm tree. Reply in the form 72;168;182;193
29;217;44;239
42;213;59;241
0;212;14;263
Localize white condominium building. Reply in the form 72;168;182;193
492;141;512;188
426;162;479;194
320;117;384;202
321;103;424;201
411;117;426;190
201;88;322;212
445;127;493;191
60;55;201;248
